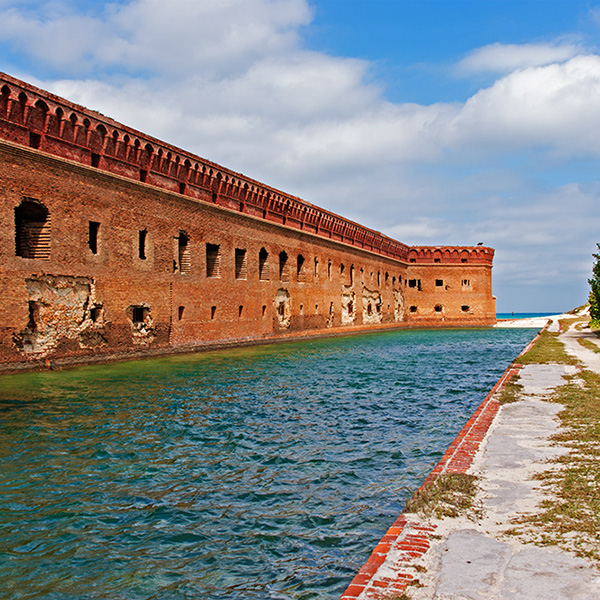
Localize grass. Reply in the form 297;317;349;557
518;328;579;365
507;368;600;563
578;337;600;354
404;473;478;519
497;375;523;405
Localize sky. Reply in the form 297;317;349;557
1;0;599;312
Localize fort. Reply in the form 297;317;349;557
0;72;496;372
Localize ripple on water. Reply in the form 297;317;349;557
0;327;537;599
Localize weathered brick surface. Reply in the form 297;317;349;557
0;72;496;371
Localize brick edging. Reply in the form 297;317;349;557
339;328;546;599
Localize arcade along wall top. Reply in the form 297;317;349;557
0;72;493;266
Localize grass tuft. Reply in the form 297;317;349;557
404;473;478;519
497;375;523;405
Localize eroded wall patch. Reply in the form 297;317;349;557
14;274;106;356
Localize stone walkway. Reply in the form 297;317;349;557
341;317;600;600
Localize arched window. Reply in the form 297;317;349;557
15;199;51;259
259;248;269;281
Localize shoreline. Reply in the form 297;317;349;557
341;310;600;599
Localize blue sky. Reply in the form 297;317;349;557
1;0;599;312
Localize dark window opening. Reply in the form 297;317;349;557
297;254;305;281
179;182;186;195
436;279;444;287
132;306;148;323
347;301;354;315
15;199;51;259
262;305;267;317
235;248;247;280
206;243;221;278
461;258;468;263
315;304;319;313
138;229;147;260
367;303;372;316
88;221;99;254
434;304;443;313
210;306;217;320
238;305;244;318
29;132;41;149
328;260;332;280
178;306;185;320
139;169;147;182
408;279;421;290
409;258;416;263
410;305;417;313
314;257;319;278
90;306;102;323
91;153;100;168
299;304;304;315
259;248;269;281
461;305;470;312
279;251;289;281
434;258;441;263
177;232;190;274
350;265;354;285
277;302;285;316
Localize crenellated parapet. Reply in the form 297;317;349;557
407;246;494;265
0;72;409;262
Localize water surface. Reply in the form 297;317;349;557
0;327;537;599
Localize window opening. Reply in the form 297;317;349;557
139;169;147;182
262;305;267;317
235;248;247;280
299;304;304;315
29;132;41;149
206;243;221;277
178;306;185;320
259;248;269;281
238;305;244;318
132;306;148;323
279;251;289;281
297;254;305;281
434;258;441;263
91;153;100;168
410;305;417;313
90;306;102;323
314;257;319;278
436;279;444;287
461;305;470;312
88;221;99;255
176;232;191;274
210;306;217;319
408;279;421;290
138;229;147;260
328;260;332;280
15;199;51;259
434;304;443;313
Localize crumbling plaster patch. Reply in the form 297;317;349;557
14;274;107;356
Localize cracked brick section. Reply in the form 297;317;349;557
340;328;546;600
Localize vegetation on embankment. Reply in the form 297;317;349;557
506;318;600;564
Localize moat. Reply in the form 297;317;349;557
0;327;537;599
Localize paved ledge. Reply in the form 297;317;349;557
341;317;600;600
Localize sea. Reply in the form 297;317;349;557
0;327;539;599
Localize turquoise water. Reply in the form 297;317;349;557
0;327;537;600
496;312;559;319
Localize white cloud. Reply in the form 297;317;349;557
1;0;599;311
458;42;581;74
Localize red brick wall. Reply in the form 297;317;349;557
0;73;496;372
